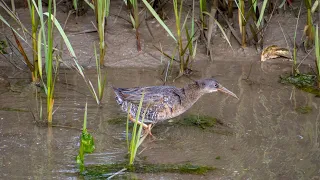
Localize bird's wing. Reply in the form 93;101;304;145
114;86;184;107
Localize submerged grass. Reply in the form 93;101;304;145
181;114;218;129
280;73;320;96
295;106;312;114
82;163;216;178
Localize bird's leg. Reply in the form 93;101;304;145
129;115;153;136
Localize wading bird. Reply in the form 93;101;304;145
113;78;238;135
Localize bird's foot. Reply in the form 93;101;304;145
143;124;153;137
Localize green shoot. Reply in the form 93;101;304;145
76;102;96;173
256;0;268;28
128;92;149;165
94;43;107;103
199;0;207;28
141;0;176;41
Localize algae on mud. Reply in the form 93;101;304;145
280;73;320;96
82;162;216;178
295;106;312;114
180;114;220;129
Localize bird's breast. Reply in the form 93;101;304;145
154;103;187;121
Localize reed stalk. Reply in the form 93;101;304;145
228;0;233;20
173;0;185;77
93;0;109;65
28;0;40;82
94;43;107;103
199;0;207;28
45;0;54;123
127;0;141;51
305;0;314;48
293;3;302;75
315;25;320;88
239;0;246;47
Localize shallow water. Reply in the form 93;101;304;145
0;60;319;179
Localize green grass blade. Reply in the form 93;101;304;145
129;92;145;165
43;12;77;58
73;0;78;11
0;14;27;42
83;101;88;132
84;0;94;9
256;0;268;27
126;104;132;153
203;11;234;51
141;0;176;42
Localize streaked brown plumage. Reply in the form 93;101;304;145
112;78;238;134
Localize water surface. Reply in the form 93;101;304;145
0;61;319;179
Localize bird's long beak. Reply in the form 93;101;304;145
218;85;239;99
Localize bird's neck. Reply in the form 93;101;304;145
182;82;206;106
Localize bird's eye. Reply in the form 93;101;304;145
214;83;219;88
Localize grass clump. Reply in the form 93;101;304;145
82;163;216;178
295;106;312;114
0;40;8;54
180;114;219;129
126;93;149;166
280;74;320;96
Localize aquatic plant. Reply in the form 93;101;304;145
83;163;216;178
94;44;107;103
0;0;40;82
280;74;320;96
77;102;96;172
32;0;81;122
181;114;218;129
143;0;198;79
126;92;149;165
199;0;207;29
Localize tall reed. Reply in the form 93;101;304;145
35;0;80;122
239;0;246;47
0;0;40;82
93;0;109;65
28;0;40;82
304;0;314;49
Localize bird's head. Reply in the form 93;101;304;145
197;78;239;99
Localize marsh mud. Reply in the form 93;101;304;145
1;0;320;179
